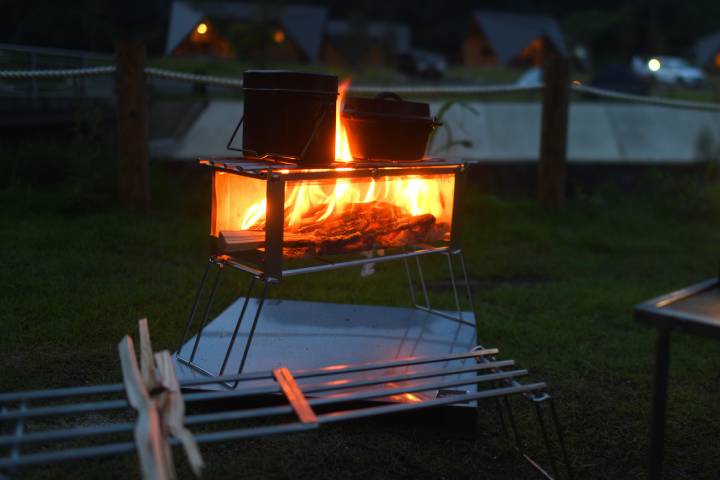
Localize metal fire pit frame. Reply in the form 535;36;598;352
176;157;472;379
200;156;467;282
176;247;477;381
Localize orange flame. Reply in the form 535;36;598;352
335;79;353;162
220;173;455;237
211;77;455;246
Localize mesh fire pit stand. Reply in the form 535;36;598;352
175;157;479;391
176;247;476;386
168;157;574;480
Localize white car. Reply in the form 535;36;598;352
631;56;706;87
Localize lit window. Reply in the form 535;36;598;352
273;30;285;44
196;23;208;35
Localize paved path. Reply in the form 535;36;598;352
150;100;720;163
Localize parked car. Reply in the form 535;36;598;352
591;64;650;95
397;49;447;80
631;56;706;87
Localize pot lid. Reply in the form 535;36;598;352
343;92;430;119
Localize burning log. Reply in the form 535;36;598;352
220;201;450;257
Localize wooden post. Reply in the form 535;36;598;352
537;56;570;208
115;39;149;210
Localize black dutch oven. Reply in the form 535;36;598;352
342;92;440;161
236;70;338;165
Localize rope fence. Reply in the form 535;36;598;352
1;64;719;112
349;83;542;95
0;65;115;79
143;66;243;88
571;83;720;112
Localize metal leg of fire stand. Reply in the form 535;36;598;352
407;250;476;329
176;259;212;355
474;346;573;479
533;399;560;479
403;256;430;310
503;395;557;480
230;280;270;388
458;251;477;319
219;276;258;376
177;259;213;355
548;397;574;480
446;253;463;319
188;265;224;363
503;395;523;449
403;257;418;307
177;258;272;381
176;259;227;377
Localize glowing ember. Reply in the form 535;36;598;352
387;392;423;403
335;79;353;162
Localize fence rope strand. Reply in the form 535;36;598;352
1;64;720;111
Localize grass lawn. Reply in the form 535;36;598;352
3;157;720;479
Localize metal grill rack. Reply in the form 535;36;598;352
0;347;572;479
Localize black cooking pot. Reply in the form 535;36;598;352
235;70;338;165
342;92;440;161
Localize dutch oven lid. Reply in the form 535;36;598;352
343;92;430;120
243;70;338;94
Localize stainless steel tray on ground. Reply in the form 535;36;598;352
174;298;477;401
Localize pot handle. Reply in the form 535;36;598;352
375;91;403;102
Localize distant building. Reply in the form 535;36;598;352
165;1;327;63
322;20;411;67
695;32;720;71
463;10;567;67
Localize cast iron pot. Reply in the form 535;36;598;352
237;70;338;165
342;92;440;161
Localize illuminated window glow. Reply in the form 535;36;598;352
273;30;285;44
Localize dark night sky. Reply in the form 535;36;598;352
0;0;718;61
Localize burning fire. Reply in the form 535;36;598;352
335;79;353;162
215;172;455;258
238;174;452;234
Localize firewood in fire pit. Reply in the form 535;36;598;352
220;201;449;257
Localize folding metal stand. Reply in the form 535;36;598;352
170;246;574;478
175;246;476;382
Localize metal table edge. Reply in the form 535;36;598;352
633;277;720;336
